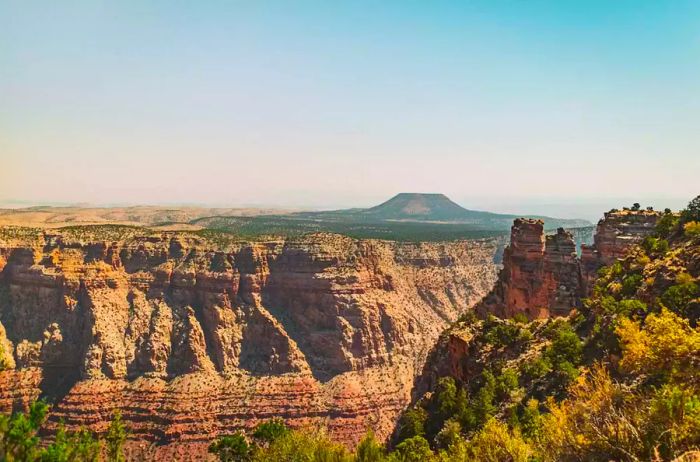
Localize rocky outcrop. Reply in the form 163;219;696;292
478;210;660;320
477;220;582;319
0;229;498;457
580;209;659;288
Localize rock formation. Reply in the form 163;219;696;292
478;210;660;320
0;229;498;458
580;209;659;287
476;220;582;319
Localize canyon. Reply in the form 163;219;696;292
0;228;498;459
0;208;658;459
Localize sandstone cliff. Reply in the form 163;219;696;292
0;228;498;458
477;210;659;320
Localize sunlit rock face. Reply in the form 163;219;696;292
478;210;660;320
0;230;498;458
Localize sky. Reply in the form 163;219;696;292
1;1;698;218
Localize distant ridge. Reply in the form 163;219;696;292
344;193;591;229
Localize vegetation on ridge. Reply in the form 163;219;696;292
386;195;700;461
0;402;127;462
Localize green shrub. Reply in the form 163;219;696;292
396;407;427;441
512;312;529;324
354;430;385;462
40;425;100;462
483;318;530;348
471;371;497;427
642;236;669;254
105;410;127;462
495;368;520;401
660;282;699;317
621;274;643;297
545;323;582;368
0;342;10;372
680;195;700;224
434;419;462;450
600;296;647;317
209;433;251;462
518;399;543;439
392;436;434;462
656;213;679;237
520;356;552;381
0;401;123;462
250;428;349;462
252;418;288;444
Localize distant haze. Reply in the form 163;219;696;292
1;2;698;214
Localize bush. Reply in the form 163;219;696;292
105;410;127;462
252;418;289;445
646;384;700;459
656;213;679;237
434;419;462;450
518;399;543;439
680;195;700;224
600;296;647;317
616;308;700;380
495;368;520;401
512;312;529;324
392;436;434;462
471;371;497;427
621;274;643;297
462;418;532;462
0;401;123;462
250;427;349;462
209;433;251;462
41;425;100;462
355;430;385;462
660;282;699;317
545;323;582;368
396;407;427;441
0;341;11;371
520;356;552;381
683;221;700;237
483;318;530;348
642;237;669;255
0;401;49;461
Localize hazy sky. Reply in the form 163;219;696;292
1;1;698;213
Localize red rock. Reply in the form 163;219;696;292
478;210;660;320
0;231;498;456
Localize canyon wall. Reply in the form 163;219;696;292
0;230;498;459
477;210;659;320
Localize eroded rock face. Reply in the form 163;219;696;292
478;211;660;320
580;209;659;288
0;231;498;456
477;220;582;319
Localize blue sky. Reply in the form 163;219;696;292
1;1;698;215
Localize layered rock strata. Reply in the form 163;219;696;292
478;210;659;320
477;220;581;319
0;230;498;457
580;209;659;287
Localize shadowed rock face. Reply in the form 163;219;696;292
477;210;660;320
0;231;498;458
